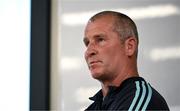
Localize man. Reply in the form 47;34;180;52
83;11;169;110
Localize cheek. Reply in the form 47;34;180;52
84;51;88;62
101;50;116;67
102;48;124;65
103;47;120;59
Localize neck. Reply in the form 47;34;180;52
101;66;139;97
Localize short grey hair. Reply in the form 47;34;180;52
89;11;139;44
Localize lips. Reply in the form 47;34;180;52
89;60;102;67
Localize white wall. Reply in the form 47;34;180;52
0;0;30;111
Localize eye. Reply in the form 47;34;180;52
98;37;104;41
97;36;105;43
83;39;89;47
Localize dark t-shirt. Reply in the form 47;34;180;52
85;77;169;110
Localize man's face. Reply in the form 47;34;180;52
84;17;127;81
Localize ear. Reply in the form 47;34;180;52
124;37;137;56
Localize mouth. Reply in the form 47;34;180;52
89;60;102;66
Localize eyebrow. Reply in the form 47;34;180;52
83;33;106;42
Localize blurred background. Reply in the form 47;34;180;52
58;0;180;111
0;0;179;111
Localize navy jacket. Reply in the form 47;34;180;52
85;77;169;110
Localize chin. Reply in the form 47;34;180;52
90;67;105;79
91;71;106;81
91;71;103;79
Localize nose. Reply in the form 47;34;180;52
85;44;97;59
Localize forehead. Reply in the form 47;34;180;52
84;16;115;36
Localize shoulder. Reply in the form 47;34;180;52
146;86;169;110
113;77;169;110
112;77;148;110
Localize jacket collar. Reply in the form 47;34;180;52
89;77;145;101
